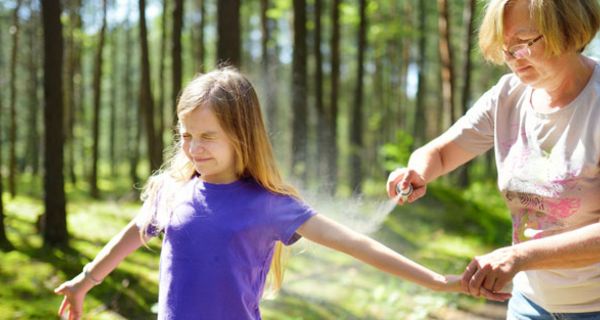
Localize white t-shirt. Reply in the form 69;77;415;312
447;63;600;313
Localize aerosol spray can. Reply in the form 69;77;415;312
396;183;413;202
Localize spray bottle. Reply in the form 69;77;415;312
395;183;413;203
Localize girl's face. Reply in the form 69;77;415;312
180;106;237;184
502;0;559;88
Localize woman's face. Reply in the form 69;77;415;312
502;0;558;88
180;106;238;184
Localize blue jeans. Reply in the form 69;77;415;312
507;290;600;320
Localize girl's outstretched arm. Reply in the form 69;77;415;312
296;213;462;292
54;220;148;320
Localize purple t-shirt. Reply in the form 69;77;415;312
137;176;315;319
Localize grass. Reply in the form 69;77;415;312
0;178;512;319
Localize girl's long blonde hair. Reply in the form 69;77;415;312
139;67;299;293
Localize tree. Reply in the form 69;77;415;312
349;0;367;193
172;0;183;124
413;0;428;147
217;0;241;66
437;0;456;130
192;0;206;73
24;0;41;179
0;6;13;250
124;2;140;188
327;0;341;194
158;0;168;146
8;0;23;197
90;0;108;198
139;0;161;173
291;0;308;183
313;0;326;185
456;0;477;187
41;0;68;247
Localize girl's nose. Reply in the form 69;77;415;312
189;139;205;154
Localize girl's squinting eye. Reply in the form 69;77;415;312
181;133;192;140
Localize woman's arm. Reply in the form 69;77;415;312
462;222;600;297
296;214;462;292
387;133;479;203
54;220;148;320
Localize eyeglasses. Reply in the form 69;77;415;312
504;35;544;59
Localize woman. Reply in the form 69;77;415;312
387;0;600;318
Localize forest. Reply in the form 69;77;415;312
1;0;598;319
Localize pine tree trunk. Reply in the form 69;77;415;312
414;0;428;147
139;0;161;174
90;0;108;199
437;0;456;130
291;0;308;183
9;0;23;197
172;0;183;128
349;0;367;194
42;0;68;247
313;0;326;187
327;0;341;195
217;0;241;67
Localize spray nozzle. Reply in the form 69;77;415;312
395;183;413;202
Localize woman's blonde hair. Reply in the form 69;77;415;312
479;0;600;64
139;67;300;293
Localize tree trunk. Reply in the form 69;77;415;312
456;0;477;187
349;0;367;194
8;0;23;197
172;0;183;128
414;0;428;147
437;0;456;130
217;0;241;67
139;0;161;174
291;0;308;183
0;10;13;250
90;0;108;199
42;0;68;247
124;5;140;188
327;0;341;195
109;28;118;176
191;0;206;73
313;0;326;186
25;0;41;180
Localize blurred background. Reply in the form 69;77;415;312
1;0;599;319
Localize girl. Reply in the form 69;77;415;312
54;68;461;320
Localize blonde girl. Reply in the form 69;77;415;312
55;67;461;320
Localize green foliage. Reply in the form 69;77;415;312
379;130;413;172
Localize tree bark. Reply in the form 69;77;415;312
291;0;308;183
0;7;12;250
124;3;140;189
327;0;341;195
217;0;241;67
414;0;428;147
349;0;367;194
172;0;183;127
456;0;477;187
437;0;456;130
42;0;68;247
90;0;108;198
9;0;23;197
313;0;326;185
139;0;161;173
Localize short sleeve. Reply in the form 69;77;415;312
266;195;316;246
446;79;500;155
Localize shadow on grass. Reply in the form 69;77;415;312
262;289;362;320
16;242;158;319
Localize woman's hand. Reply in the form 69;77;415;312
386;168;427;205
54;273;95;320
461;246;521;302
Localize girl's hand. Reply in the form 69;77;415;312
438;274;464;293
386;168;427;205
54;273;94;320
